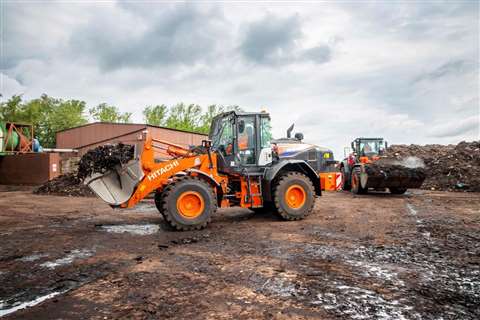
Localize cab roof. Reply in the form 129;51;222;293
212;110;271;120
354;137;384;141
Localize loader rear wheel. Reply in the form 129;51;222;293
389;187;407;195
273;172;315;221
159;177;216;231
351;168;367;194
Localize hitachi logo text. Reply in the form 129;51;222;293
147;160;180;181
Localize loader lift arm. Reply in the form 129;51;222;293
123;134;227;208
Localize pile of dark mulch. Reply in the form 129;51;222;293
386;141;480;192
34;174;94;197
77;143;134;180
35;143;134;197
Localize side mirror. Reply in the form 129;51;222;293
238;120;245;133
294;132;304;141
385;141;388;149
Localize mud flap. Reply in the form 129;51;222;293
85;160;144;206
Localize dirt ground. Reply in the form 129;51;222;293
0;188;479;319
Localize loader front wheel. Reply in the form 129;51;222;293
154;190;167;220
159;177;216;231
273;172;315;221
351;168;367;194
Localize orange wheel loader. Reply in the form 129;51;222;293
340;137;425;194
85;111;321;230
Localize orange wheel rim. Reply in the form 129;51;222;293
285;184;306;209
176;191;205;219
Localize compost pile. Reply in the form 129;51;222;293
386;141;480;192
34;174;94;197
76;143;134;180
35;143;134;197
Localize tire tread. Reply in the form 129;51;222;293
159;176;217;231
273;172;315;221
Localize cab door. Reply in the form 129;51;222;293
236;114;273;167
237;116;257;166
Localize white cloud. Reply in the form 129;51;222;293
0;73;26;97
1;1;478;158
428;116;479;138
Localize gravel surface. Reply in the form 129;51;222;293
0;190;478;319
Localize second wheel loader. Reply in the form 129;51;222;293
340;137;426;194
86;111;321;230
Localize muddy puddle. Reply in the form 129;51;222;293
18;253;49;262
40;249;94;269
98;224;159;235
0;291;66;317
0;271;100;318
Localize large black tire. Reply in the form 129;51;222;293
154;190;168;220
341;166;351;191
158;177;217;231
351;167;367;194
273;172;315;221
389;187;407;194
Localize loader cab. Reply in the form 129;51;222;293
209;111;273;174
352;138;387;157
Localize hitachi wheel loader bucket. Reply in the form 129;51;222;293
85;160;144;206
361;164;426;190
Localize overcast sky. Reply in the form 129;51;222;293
1;0;479;158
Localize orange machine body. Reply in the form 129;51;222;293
319;172;342;191
359;155;380;164
122;133;262;210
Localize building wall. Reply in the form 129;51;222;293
75;130;145;157
0;153;60;185
56;123;208;159
56;123;146;149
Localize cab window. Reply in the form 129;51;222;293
260;116;272;149
360;141;379;154
211;116;234;156
238;116;256;165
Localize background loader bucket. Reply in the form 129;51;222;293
85;160;144;206
363;164;426;190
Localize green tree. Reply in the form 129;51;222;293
197;105;243;134
197;105;226;134
0;94;88;147
43;100;88;147
165;103;202;132
143;104;167;126
89;103;132;123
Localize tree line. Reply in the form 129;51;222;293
0;94;242;147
